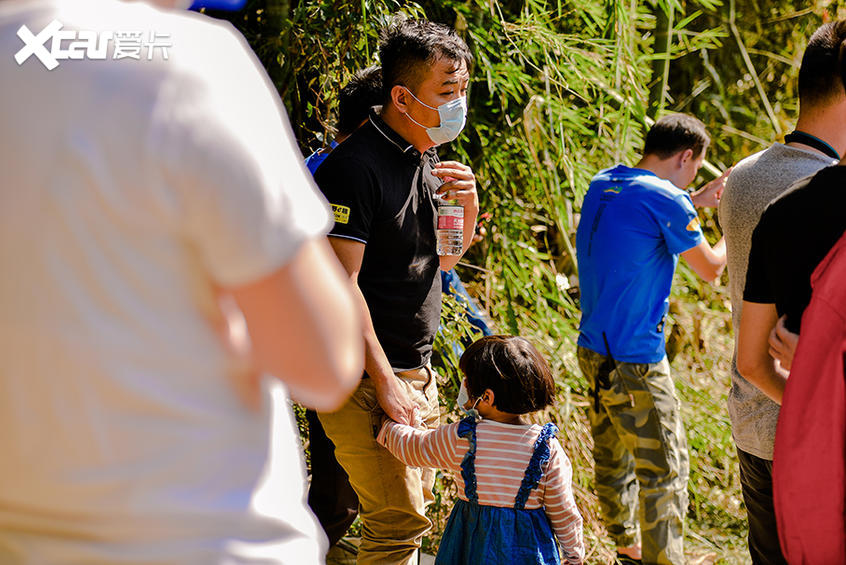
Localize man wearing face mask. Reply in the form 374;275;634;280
313;18;477;565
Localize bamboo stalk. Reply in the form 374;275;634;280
592;76;724;178
728;0;782;136
648;1;675;119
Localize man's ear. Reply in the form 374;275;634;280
677;148;694;167
391;84;409;113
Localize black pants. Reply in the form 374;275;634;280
737;448;788;565
306;409;359;546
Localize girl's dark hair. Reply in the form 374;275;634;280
458;335;555;414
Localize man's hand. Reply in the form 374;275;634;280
374;375;418;426
432;161;479;212
691;166;733;208
769;315;799;371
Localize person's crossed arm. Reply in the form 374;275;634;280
679;167;731;282
737;301;789;404
735;211;793;404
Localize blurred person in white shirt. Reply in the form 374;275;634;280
0;1;362;563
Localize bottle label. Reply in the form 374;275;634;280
438;206;464;230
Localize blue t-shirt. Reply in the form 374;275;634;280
576;165;704;363
304;141;338;175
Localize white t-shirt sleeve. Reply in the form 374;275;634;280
154;22;330;288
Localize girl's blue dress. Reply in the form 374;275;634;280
435;417;561;564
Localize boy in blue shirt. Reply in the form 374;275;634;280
576;114;728;565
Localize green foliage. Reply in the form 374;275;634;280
665;0;843;163
221;0;840;561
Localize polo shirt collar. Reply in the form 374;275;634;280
368;108;437;161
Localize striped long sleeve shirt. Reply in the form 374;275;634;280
377;418;585;564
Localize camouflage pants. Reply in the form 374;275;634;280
578;346;689;565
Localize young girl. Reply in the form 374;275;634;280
377;335;585;564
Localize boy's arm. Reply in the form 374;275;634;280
690;166;732;209
661;191;726;283
680;237;726;282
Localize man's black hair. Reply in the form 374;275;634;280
337;66;383;137
798;20;846;109
642;113;710;160
378;18;472;103
459;335;555;414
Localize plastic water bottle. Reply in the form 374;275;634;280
436;197;464;256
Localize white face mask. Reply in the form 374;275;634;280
457;381;481;421
402;87;467;145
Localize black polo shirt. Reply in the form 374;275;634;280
314;110;442;371
743;165;846;333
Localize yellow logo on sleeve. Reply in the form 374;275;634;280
686;217;701;232
332;204;350;224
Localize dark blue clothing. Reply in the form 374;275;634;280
436;418;561;565
304;141;338;175
439;269;493;357
441;269;492;337
576;165;703;363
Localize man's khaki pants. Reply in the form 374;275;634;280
318;367;440;565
